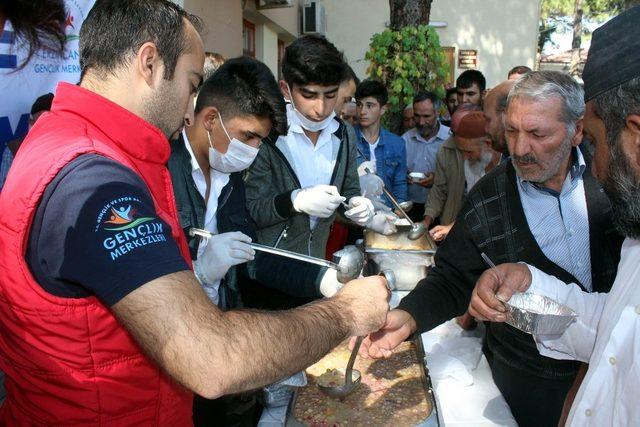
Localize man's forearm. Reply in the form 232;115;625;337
216;300;350;395
114;271;352;400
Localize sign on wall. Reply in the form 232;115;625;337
0;0;96;150
458;49;478;69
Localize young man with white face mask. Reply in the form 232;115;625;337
244;35;387;310
169;56;351;424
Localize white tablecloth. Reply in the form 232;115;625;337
421;320;517;427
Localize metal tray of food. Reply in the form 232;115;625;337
285;336;440;427
364;224;437;254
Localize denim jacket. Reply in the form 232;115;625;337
355;126;408;206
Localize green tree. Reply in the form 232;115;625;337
365;0;447;133
540;0;623;76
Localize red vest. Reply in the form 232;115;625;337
0;83;193;425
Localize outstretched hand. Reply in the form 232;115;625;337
349;309;417;359
468;263;532;322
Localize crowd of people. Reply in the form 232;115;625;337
0;0;639;426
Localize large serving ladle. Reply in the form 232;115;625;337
189;228;364;284
354;146;426;240
317;270;395;399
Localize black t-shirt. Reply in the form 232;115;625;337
26;154;189;306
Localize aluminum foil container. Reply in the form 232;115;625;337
502;293;578;335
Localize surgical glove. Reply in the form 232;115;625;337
358;173;385;199
291;185;345;218
319;268;342;297
197;231;255;283
371;198;393;213
366;212;398;235
345;196;375;226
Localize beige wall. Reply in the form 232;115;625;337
256;23;280;76
180;0;300;77
323;0;541;88
323;0;388;80
430;0;541;87
185;0;243;58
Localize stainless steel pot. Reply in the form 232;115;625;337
365;248;433;291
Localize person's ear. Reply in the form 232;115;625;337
571;117;585;147
280;80;292;102
625;114;640;169
381;104;388;116
135;42;163;87
202;106;219;132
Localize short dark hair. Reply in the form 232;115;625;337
31;93;54;115
445;87;457;100
355;80;388;106
456;70;486;92
281;34;347;86
342;64;360;86
3;0;66;71
508;65;533;78
195;56;287;136
79;0;202;80
413;91;441;110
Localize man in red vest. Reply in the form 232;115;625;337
0;0;389;424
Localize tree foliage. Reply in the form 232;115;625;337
365;25;449;132
539;0;624;55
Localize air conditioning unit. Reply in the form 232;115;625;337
302;1;326;35
258;0;293;9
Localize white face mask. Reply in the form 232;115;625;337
285;83;336;132
207;112;259;173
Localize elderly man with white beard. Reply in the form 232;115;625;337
469;7;640;426
356;70;625;427
423;105;499;241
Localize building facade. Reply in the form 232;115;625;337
174;0;541;88
174;0;300;79
323;0;541;87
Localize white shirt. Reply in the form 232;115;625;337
367;137;380;173
527;238;640;426
183;130;230;304
280;108;340;228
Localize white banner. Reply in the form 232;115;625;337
0;0;96;150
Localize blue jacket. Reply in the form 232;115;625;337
354;126;408;205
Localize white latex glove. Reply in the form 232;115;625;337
291;185;345;218
371;197;393;213
358;172;384;199
319;268;342;297
366;212;398;235
345;196;375;226
197;231;255;283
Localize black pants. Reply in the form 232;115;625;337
488;356;574;427
193;393;262;427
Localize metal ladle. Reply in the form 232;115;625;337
361;166;426;240
189;228;364;283
317;270;395;398
353;144;425;240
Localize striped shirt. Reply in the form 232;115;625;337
402;124;450;203
516;148;592;291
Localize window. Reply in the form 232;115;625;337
242;19;256;58
277;39;285;80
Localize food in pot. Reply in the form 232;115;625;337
293;341;431;426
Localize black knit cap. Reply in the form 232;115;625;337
583;6;640;101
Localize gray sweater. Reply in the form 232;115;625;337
244;121;361;259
